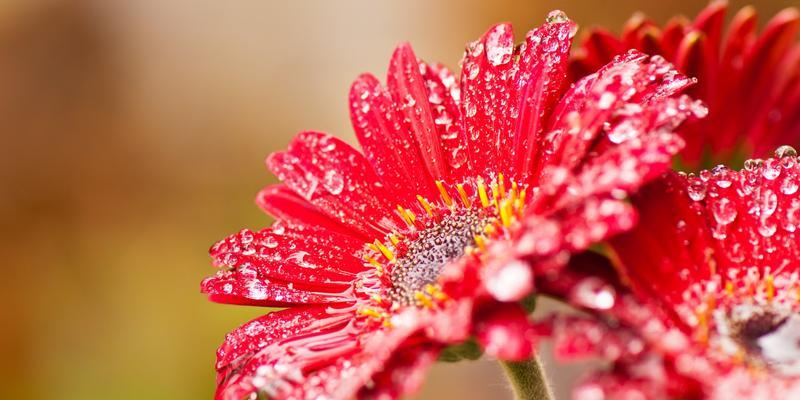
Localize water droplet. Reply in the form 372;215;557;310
782;176;799;195
775;145;797;158
687;179;707;201
546;10;570;23
763;159;781;180
711;198;737;225
744;158;764;171
322;170;344;195
571;277;616;310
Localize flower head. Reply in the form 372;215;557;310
571;1;800;167
547;147;800;399
202;11;702;400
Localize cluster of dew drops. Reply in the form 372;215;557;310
681;145;800;243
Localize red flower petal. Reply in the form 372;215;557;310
349;74;438;201
540;50;695;186
610;172;714;307
267;131;404;238
204;224;366;298
255;185;367;240
475;303;537;361
357;344;440;400
215;306;426;400
419;62;471;181
509;19;575;182
387;43;448;181
459;23;516;177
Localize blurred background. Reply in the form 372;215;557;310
1;0;796;399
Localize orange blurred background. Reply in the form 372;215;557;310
1;1;796;399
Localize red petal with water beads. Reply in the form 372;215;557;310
611;172;715;307
474;302;537;361
349;74;438;202
215;305;426;400
358;344;440;400
202;225;367;305
255;185;367;240
268;131;404;237
509;18;575;182
570;2;800;167
205;10;704;399
387;44;448;182
419;62;470;181
459;23;516;177
537;50;696;193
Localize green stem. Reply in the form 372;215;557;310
500;356;553;400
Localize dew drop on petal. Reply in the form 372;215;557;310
687;179;706;201
546;10;570;23
322;170;344;195
711;198;737;225
775;145;798;158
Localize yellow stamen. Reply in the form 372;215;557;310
435;181;454;207
491;184;500;209
456;184;471;208
478;178;490;208
696;309;709;344
510;181;518;201
405;209;416;225
499;199;514;227
414;291;433;308
473;234;486;252
498;173;506;198
424;284;449;301
374;240;395;262
388;234;400;246
365;255;383;272
766;274;775;301
416;195;434;217
358;308;384;319
725;281;734;297
396;205;416;227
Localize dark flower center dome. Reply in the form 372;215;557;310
387;207;491;306
358;176;524;312
724;306;800;376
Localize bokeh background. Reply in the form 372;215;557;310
1;0;796;399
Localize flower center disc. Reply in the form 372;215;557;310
387;208;490;306
727;306;800;376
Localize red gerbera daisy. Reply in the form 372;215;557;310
541;147;800;399
571;1;800;167
202;11;704;400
